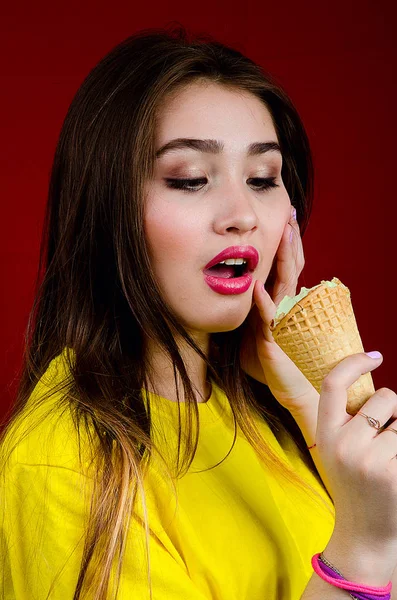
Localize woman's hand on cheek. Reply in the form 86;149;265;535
240;206;319;416
264;205;305;305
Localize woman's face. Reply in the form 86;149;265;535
144;81;292;334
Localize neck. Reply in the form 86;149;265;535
145;331;211;403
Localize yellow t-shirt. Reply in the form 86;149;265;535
0;350;335;599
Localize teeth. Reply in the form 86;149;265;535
219;258;247;265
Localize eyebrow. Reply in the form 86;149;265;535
155;138;282;159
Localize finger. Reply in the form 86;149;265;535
353;386;397;446
374;402;397;460
317;352;384;439
289;206;305;268
271;207;304;307
253;280;277;344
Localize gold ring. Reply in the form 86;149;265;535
357;411;382;430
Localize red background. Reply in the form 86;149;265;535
1;1;396;421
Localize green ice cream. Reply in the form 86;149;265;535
274;277;347;324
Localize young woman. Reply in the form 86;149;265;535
1;25;397;600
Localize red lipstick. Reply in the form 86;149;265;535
204;246;259;271
203;245;259;295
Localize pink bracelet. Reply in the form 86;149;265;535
312;553;392;598
315;553;391;600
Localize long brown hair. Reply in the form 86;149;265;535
0;23;330;600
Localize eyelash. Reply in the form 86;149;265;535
165;177;279;193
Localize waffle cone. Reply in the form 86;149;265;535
269;277;375;416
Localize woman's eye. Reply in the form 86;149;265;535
164;177;279;193
165;178;207;192
248;177;279;191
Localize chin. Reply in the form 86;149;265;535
186;306;251;334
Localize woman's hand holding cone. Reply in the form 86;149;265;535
317;352;397;582
251;280;320;416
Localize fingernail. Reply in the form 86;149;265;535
365;351;382;359
289;229;293;242
291;207;297;220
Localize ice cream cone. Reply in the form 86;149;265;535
269;277;375;416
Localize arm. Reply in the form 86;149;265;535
393;566;397;594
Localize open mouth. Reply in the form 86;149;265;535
204;259;249;279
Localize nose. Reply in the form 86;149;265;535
213;182;259;235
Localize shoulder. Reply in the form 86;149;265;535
1;348;93;478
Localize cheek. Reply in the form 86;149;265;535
259;194;290;240
274;190;292;236
144;200;201;266
145;207;174;258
